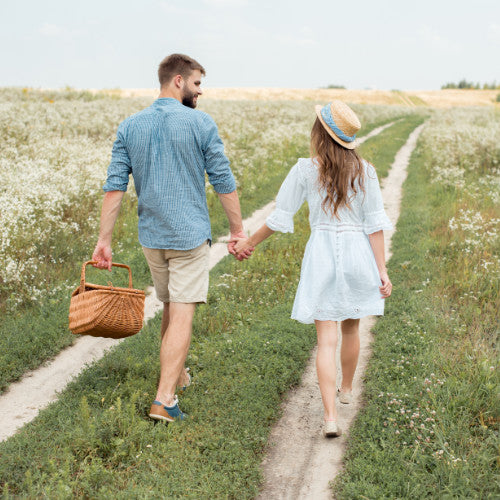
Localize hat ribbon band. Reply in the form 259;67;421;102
321;105;356;142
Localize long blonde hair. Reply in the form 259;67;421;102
310;117;365;218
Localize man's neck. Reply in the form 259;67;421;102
158;88;181;101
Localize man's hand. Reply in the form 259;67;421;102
91;191;124;271
228;230;254;261
92;241;113;271
233;237;255;261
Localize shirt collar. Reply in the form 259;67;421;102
154;97;181;106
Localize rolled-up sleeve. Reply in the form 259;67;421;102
202;115;236;194
103;125;131;192
362;163;393;234
266;163;306;233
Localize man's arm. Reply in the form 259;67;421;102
217;190;253;260
92;191;125;270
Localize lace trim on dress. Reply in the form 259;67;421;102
312;222;364;233
363;209;393;235
292;304;385;324
266;208;295;233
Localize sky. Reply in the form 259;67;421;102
1;0;499;90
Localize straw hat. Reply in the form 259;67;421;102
314;100;361;149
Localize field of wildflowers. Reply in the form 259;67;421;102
0;113;424;497
335;107;499;498
0;88;150;308
0;88;411;391
1;88;496;496
0;88;409;311
0;91;424;496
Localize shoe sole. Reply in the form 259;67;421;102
337;391;353;404
149;412;174;422
324;429;342;438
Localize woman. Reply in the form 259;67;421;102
234;101;393;437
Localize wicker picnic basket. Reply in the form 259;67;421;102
69;261;145;339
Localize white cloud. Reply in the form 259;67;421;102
487;23;500;44
202;0;248;6
38;23;86;39
157;1;192;15
39;23;65;37
418;25;460;53
274;34;317;47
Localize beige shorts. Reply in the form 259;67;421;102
142;241;210;303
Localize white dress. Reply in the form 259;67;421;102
266;158;393;324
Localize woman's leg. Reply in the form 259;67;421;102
339;318;360;392
315;320;339;421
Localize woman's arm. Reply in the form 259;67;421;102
234;224;275;256
368;230;392;298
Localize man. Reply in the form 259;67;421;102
92;53;250;422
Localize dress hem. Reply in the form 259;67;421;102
291;308;384;325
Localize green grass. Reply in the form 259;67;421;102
358;113;427;179
0;109;412;393
0;116;425;497
0;206;315;498
407;95;427;106
0;139;309;395
333;130;499;498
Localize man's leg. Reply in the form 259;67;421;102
155;302;196;407
160;303;170;340
160;303;191;389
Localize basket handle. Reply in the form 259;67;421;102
80;261;133;293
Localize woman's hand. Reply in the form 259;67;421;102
379;270;392;298
234;238;254;260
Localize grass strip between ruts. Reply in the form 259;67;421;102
358;113;426;179
0;113;413;393
0;117;424;497
333;131;498;498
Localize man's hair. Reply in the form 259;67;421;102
158;54;206;87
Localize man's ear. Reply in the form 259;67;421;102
173;74;183;88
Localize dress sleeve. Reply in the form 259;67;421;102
266;162;307;233
362;163;393;234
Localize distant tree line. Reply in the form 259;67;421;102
323;84;346;89
441;79;500;89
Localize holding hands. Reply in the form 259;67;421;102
227;230;254;261
233;237;254;260
228;224;275;261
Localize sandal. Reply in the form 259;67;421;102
337;388;354;404
323;420;341;438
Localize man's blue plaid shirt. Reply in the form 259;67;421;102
103;98;236;250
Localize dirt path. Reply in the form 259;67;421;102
0;205;277;442
257;124;424;499
0;121;395;443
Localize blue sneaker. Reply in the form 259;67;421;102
149;396;187;422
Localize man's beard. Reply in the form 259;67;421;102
182;89;198;109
